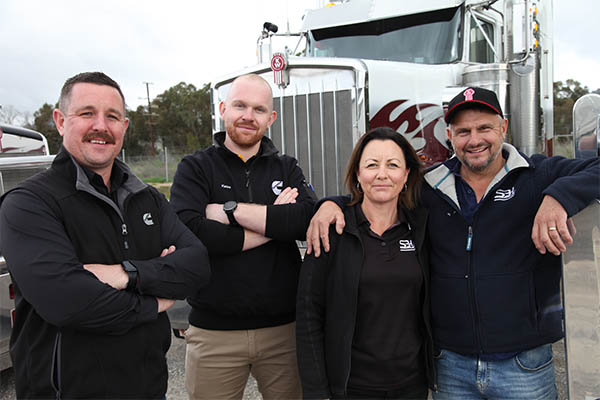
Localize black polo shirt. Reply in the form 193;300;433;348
82;162;128;204
348;204;426;391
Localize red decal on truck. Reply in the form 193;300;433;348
370;100;450;166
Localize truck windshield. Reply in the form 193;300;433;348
307;6;462;64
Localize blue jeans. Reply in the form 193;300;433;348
432;344;557;399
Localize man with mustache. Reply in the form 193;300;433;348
170;74;315;399
0;72;211;399
305;87;599;399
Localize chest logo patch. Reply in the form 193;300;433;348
221;184;231;190
494;187;515;202
399;239;416;252
143;212;154;226
271;180;283;195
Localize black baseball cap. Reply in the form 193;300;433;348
445;87;503;123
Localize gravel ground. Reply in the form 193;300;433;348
0;336;569;399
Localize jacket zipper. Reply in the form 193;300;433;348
412;221;438;392
122;223;129;250
466;224;485;353
50;332;62;399
245;167;253;202
342;231;364;394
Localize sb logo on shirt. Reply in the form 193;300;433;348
398;240;416;252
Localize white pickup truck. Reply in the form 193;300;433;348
0;124;54;371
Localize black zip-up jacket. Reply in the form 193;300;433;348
0;147;210;399
170;132;316;329
296;204;435;399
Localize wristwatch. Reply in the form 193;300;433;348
223;201;238;226
121;260;138;290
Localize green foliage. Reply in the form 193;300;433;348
153;82;213;152
553;79;590;136
125;105;154;155
121;82;213;156
26;102;61;154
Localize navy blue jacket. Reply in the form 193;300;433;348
423;144;599;354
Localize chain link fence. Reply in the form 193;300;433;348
119;148;191;184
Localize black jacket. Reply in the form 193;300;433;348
171;132;316;329
296;203;434;399
0;148;210;399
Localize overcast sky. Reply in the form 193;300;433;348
1;0;598;117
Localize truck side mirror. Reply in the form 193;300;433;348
573;94;600;159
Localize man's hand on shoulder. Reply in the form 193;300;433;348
306;201;345;257
532;195;576;256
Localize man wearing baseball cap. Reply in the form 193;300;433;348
423;86;598;398
305;86;599;398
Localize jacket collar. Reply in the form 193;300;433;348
344;202;428;244
53;146;146;195
424;143;531;204
213;131;279;160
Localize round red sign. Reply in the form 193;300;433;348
271;54;286;72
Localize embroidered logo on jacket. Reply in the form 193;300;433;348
399;239;416;252
221;184;231;190
143;212;154;226
494;187;515;202
271;180;283;195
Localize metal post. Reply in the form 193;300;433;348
143;82;155;156
164;147;169;183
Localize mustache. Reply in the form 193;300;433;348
82;131;115;144
235;123;258;130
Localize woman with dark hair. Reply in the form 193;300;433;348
296;127;434;399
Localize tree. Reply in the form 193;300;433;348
26;103;61;154
0;105;23;125
153;82;212;153
124;105;153;155
553;79;590;135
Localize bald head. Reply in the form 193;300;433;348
219;73;277;158
227;74;274;111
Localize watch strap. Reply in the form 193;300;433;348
223;201;239;226
121;260;138;290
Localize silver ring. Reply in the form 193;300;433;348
548;226;557;231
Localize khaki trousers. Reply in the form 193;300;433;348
185;322;302;400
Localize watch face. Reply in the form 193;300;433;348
224;201;237;212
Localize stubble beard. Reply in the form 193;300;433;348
228;125;264;149
461;145;502;173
